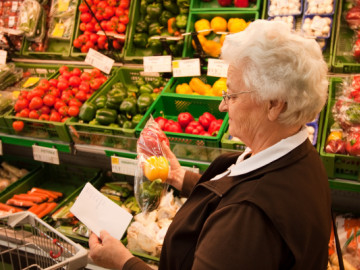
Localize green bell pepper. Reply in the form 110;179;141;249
141;0;147;14
132;114;143;127
135;77;146;88
175;14;187;29
120;98;137;116
173;38;184;57
89;118;100;125
135;20;148;33
138;179;163;212
151;92;159;100
108;123;120;128
106;88;127;110
123;120;134;129
112;82;125;89
137;93;154;114
163;0;179;15
79;102;97;122
133;33;149;48
117;114;128;127
151;77;164;88
139;83;154;94
127;84;139;95
96;108;117;125
179;6;189;14
148;22;162;36
159;10;174;27
144;14;157;25
147;38;162;54
95;95;107;109
177;0;189;8
146;3;163;20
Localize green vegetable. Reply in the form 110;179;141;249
127;84;139;95
163;0;179;14
112;82;125;90
108;123;120;128
106;88;127;109
177;0;189;8
79;103;97;122
89;118;100;125
135;77;146;88
147;3;163;19
147;38;162;54
117;114;128;126
133;33;149;48
138;179;163;212
132;114;143;127
139;83;154;94
123;120;134;129
173;38;184;57
140;0;147;14
151;92;159;100
151;77;164;88
135;20;148;33
137;93;153;114
120;98;137;116
148;22;162;36
179;6;189;14
175;14;188;29
160;10;174;27
95;95;107;109
95;108;117;125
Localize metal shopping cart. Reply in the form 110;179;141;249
0;212;88;269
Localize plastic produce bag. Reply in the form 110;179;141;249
17;0;42;38
48;0;77;40
134;116;171;213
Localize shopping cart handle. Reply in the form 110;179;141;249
50;239;63;259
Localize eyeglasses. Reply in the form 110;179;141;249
222;90;254;104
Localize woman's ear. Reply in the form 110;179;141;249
267;100;287;121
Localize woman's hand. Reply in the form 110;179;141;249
88;230;133;270
162;141;185;191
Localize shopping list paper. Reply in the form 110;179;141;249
70;182;133;240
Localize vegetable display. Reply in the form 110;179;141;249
175;77;226;96
0;162;29;193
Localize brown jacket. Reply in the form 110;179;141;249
124;140;331;270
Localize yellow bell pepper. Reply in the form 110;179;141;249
195;19;211;36
192;35;207;50
203;39;222;58
176;83;193;94
189;78;209;95
326;130;343;144
212;77;227;96
228;18;248;33
204;89;214;96
143;156;169;182
210;16;227;33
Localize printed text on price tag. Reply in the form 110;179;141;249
172;59;201;77
111;156;137;176
207;59;229;78
144;56;172;73
32;145;60;165
85;48;114;74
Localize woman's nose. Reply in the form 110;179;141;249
219;99;227;112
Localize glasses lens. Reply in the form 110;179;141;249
222;90;227;104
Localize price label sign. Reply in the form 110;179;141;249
172;59;201;77
111;156;137;176
0;50;7;65
0;140;3;156
207;59;229;78
32;145;60;165
85;48;114;74
144;56;172;73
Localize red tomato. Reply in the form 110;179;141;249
69;76;81;87
49;111;61;122
73;38;82;48
116;23;126;33
95;11;104;21
119;0;129;9
59;65;69;75
29;110;40;119
107;0;117;6
81;45;89;53
68;106;80;117
14;99;29;112
90;68;102;78
39;105;50;115
61;117;70;123
48;79;59;87
61;92;74;103
54;100;67;111
43;94;56;106
62;71;72;80
79;22;87;32
110;16;119;24
115;7;124;16
57;81;69;91
80;72;92;81
79;81;90;93
85;22;95;32
89;33;99;43
72;68;82;77
80;12;92;23
103;6;114;19
85;40;95;49
78;3;89;12
58;106;69;117
49;88;60;97
39;114;50;121
12;121;24;132
90;79;102;90
75;91;87;101
112;39;122;49
68;98;83;107
106;20;117;31
97;1;108;9
37;79;50;91
78;34;89;44
94;23;101;32
119;15;129;25
29;96;43;110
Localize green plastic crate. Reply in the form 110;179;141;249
67;67;166;149
183;11;259;59
0;163;101;212
123;0;187;63
332;0;360;73
221;130;246;151
320;77;360;181
191;0;262;11
136;94;228;149
21;0;80;60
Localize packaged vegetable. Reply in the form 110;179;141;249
17;0;42;38
135;116;170;213
48;0;77;40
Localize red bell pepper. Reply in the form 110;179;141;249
178;112;194;129
325;139;346;154
200;131;212;136
164;120;183;133
155;116;168;130
234;0;248;7
185;121;204;135
198;112;216;130
346;132;360;156
208;119;223;135
217;0;231;7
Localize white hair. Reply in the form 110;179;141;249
221;19;328;126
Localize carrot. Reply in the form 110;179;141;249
0;202;23;213
6;199;35;208
13;194;44;204
37;202;57;219
27;191;50;201
28;203;48;215
29;188;62;199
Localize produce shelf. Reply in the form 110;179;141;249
190;0;262;11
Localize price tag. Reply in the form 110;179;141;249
111;156;137;176
58;0;70;12
182;166;200;174
143;56;172;73
0;140;3;156
32;145;60;165
51;23;65;38
11;2;19;12
207;59;229;78
85;48;114;74
22;77;40;88
172;59;201;77
8;17;15;28
0;50;7;65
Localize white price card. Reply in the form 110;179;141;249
207;59;229;78
32;145;60;165
144;55;172;73
0;50;7;65
172;59;201;77
0;140;3;156
85;48;114;74
71;182;133;240
111;156;137;176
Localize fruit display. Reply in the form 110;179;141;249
175;77;225;96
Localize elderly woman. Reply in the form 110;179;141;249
89;20;331;270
